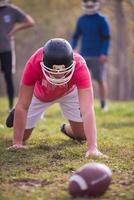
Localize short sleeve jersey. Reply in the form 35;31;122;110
0;4;28;52
22;48;92;102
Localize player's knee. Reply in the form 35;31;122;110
73;131;86;140
23;129;33;141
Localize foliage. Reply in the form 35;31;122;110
0;0;134;99
0;98;134;200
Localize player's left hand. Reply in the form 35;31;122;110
85;148;108;158
7;144;28;150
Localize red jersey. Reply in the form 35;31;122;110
22;48;92;102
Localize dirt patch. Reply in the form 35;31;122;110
10;178;52;188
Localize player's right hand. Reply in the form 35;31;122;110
85;148;108;158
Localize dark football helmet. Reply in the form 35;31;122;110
82;0;100;15
40;38;75;85
0;0;9;7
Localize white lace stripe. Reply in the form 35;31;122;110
69;174;88;190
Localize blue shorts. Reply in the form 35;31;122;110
85;57;105;81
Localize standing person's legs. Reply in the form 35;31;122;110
97;79;107;110
85;57;107;110
0;51;14;110
4;72;14;110
59;88;86;140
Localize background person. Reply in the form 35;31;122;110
6;38;106;158
71;0;111;111
0;0;35;111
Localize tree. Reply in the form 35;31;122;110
112;0;134;99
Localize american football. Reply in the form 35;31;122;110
68;162;112;198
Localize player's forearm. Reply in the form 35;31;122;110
83;109;97;149
13;106;27;145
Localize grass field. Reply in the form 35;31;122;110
0;97;134;200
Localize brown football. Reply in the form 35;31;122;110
68;162;112;198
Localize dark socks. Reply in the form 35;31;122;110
100;100;106;109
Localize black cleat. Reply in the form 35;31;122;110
6;108;15;128
60;124;86;142
60;124;76;140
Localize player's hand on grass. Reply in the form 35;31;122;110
7;144;28;150
85;148;108;158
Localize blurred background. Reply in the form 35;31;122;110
0;0;134;100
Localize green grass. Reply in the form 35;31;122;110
0;97;134;200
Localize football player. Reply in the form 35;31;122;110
6;38;106;158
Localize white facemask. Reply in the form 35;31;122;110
82;1;100;15
40;61;75;86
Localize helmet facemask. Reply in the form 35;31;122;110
82;0;100;15
41;38;75;86
40;61;75;86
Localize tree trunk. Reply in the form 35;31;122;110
113;0;128;100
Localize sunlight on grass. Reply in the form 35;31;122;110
0;98;134;200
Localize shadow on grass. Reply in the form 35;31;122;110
101;121;134;130
0;137;84;166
